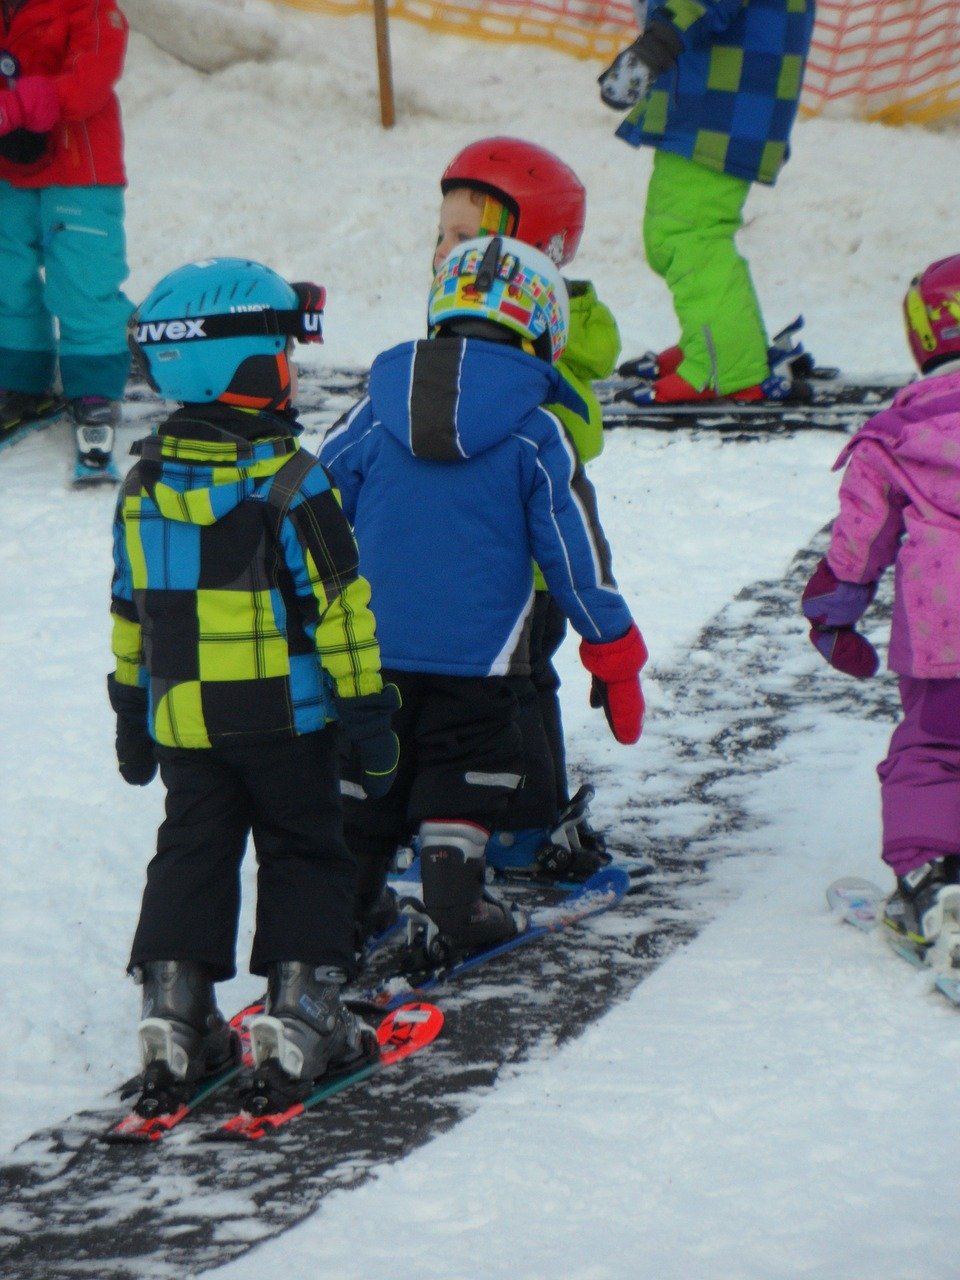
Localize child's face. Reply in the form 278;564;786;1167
434;188;484;274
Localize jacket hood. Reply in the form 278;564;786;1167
367;336;589;461
131;407;299;525
835;370;960;474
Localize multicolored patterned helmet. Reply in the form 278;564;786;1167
440;137;586;267
903;255;960;373
429;236;570;365
129;258;325;408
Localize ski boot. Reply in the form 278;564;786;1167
883;858;960;972
70;396;120;478
618;318;818;384
0;389;65;448
358;890;399;942
245;963;378;1111
135;960;239;1115
417;820;523;964
487;785;609;882
617;345;682;381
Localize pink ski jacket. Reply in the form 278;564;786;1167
827;369;960;678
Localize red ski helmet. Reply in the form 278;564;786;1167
440;137;586;267
903;255;960;373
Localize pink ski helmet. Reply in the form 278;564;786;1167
903;255;960;372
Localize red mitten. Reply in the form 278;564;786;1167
579;622;648;745
0;90;23;136
0;77;60;136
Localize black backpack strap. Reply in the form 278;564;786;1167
262;446;317;536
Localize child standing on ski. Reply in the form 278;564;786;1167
320;235;646;961
598;0;815;405
111;258;399;1111
0;0;135;475
802;254;960;963
435;137;620;869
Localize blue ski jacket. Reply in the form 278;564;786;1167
616;0;816;185
319;337;635;677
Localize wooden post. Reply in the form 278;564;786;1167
372;0;396;128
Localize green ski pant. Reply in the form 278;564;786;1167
643;151;769;395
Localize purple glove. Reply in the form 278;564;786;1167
0;77;60;137
802;557;879;678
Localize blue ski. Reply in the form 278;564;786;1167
366;865;631;1011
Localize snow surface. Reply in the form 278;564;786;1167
1;2;958;1275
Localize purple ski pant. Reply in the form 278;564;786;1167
878;676;960;876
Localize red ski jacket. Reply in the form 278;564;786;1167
0;0;128;187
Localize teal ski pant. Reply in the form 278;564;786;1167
0;183;133;398
643;151;769;395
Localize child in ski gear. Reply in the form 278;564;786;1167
598;0;815;404
802;254;960;967
436;137;620;868
112;258;398;1102
0;0;135;469
320;236;646;958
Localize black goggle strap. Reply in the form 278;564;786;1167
129;282;326;349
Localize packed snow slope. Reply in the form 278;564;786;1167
1;3;958;1276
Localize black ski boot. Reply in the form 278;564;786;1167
0;389;64;443
353;840;400;949
246;963;378;1110
135;961;239;1114
883;858;960;962
419;820;521;959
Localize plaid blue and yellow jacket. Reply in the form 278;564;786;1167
110;408;384;749
616;0;816;185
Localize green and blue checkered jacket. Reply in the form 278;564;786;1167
616;0;816;185
110;408;384;749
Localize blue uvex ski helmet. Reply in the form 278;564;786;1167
129;258;325;408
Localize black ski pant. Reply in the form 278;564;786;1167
343;670;557;910
525;591;570;807
129;728;356;981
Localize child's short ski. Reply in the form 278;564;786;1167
368;866;631;1011
205;1002;443;1142
826;877;960;1006
826;877;887;930
101;999;263;1144
599;378;903;433
73;455;121;487
0;393;66;453
606;316;903;433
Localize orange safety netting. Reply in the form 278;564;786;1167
276;0;960;123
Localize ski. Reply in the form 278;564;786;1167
827;877;960;1006
0;394;67;454
72;455;121;487
204;1001;443;1142
367;865;631;1011
101;999;264;1144
597;377;903;433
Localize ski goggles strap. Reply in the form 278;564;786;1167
289;281;326;344
131;283;326;347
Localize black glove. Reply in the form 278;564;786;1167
107;674;157;786
335;683;401;799
598;22;683;111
